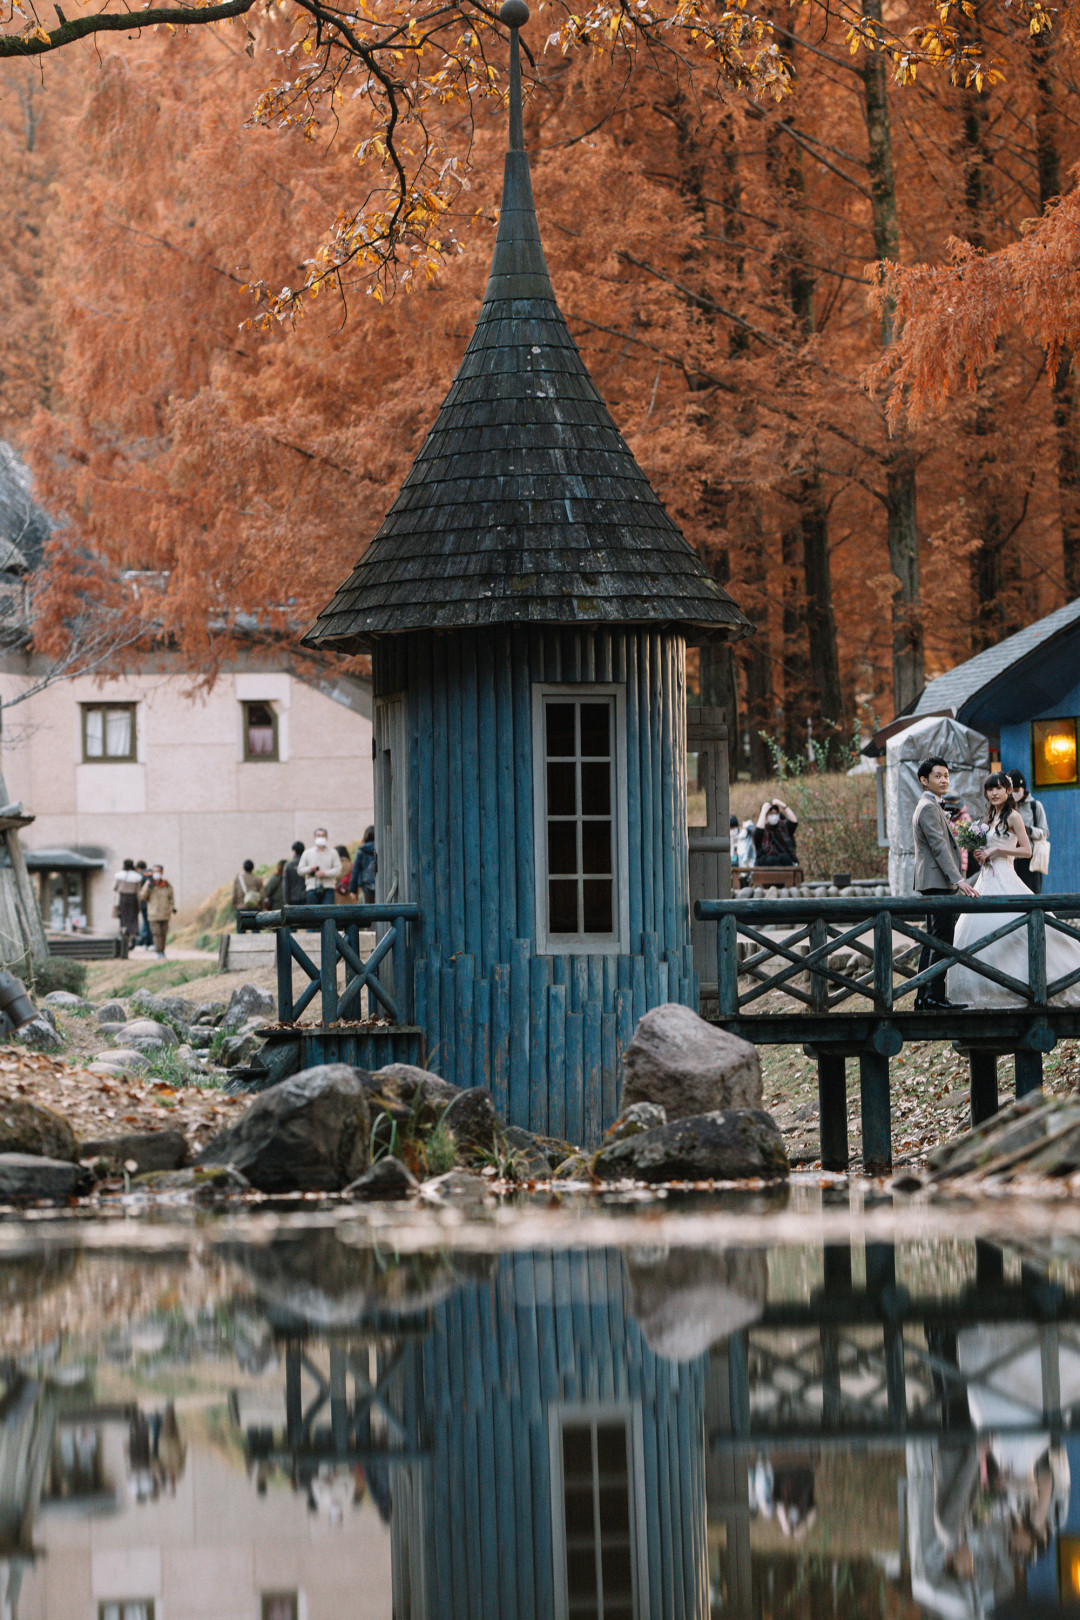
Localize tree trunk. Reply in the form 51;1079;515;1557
862;0;925;711
781;519;808;759
767;38;847;762
1033;28;1080;597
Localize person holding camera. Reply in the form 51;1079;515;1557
754;798;799;867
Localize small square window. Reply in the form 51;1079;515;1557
98;1603;154;1620
82;703;136;763
243;701;279;761
1032;717;1078;788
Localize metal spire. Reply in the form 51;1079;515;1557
500;0;528;151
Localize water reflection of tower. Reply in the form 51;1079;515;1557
386;1250;711;1620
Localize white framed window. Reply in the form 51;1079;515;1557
99;1605;154;1620
549;1404;648;1620
532;686;628;954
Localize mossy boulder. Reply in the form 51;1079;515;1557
0;1095;78;1162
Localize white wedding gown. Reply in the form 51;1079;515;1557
948;829;1080;1007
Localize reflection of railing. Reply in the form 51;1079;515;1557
696;892;1080;1018
238;904;419;1025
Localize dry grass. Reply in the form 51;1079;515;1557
729;772;885;881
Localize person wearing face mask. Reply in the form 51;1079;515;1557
297;828;342;906
753;798;799;867
138;864;176;959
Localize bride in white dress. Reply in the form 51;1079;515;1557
949;773;1080;1007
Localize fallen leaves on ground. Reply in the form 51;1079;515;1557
0;1050;247;1150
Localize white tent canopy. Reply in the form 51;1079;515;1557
885;715;990;894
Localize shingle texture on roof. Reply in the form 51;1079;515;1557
912;597;1080;717
304;146;751;650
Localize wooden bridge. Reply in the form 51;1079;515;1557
696;891;1080;1174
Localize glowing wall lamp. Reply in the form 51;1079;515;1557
1058;1533;1080;1601
1033;717;1079;788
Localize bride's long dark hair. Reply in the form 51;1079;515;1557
984;771;1019;834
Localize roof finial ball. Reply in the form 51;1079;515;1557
499;0;529;25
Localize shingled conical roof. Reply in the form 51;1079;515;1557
304;8;752;653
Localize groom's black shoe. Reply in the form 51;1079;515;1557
922;996;968;1011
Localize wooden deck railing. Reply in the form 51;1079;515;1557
695;892;1080;1021
237;903;419;1026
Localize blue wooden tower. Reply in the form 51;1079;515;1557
387;1249;709;1619
304;0;751;1142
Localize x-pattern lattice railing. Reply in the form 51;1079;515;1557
238;902;418;1025
742;1321;1080;1440
695;894;1080;1019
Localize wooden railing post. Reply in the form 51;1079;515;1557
809;917;828;1013
717;913;739;1017
873;909;893;1012
276;926;294;1024
1028;908;1047;1008
320;918;339;1023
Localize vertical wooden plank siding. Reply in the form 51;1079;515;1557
476;634;500;974
396;627;692;1141
529;954;552;1134
491;962;511;1116
547;983;567;1139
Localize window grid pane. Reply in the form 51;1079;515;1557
561;1418;633;1620
83;705;135;762
104;708;131;757
544;698;614;940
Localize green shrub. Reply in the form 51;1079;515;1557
29;958;89;999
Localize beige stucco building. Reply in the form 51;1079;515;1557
0;654;374;929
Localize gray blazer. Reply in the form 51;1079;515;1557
912;791;964;892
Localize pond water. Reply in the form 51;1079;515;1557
4;1187;1080;1619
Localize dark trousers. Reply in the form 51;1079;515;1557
1015;856;1042;894
916;888;956;1005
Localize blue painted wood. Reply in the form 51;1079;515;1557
624;632;644;950
644;931;660;1007
427;950;442;1072
552;955;567;987
638;633;656;936
448;638;467;955
457;953;475;1089
477;632;500;975
584;1001;603;1143
495;634;518;959
618;953;632;990
632;954;647;1025
659;632;678;955
491;962;510;1117
414;953;427;1048
412;637;436;961
565;1011;584;1145
657;959;669;1004
441;961;457;1084
509;938;530;1123
587;954;604;1007
547;983;567;1139
615;986;634;1067
603;954;617;1004
601;1011;617;1127
528;954;552;1133
461;637;484;966
474;977;491;1092
320;918;338;1022
572;955;588;1015
512;636;535;941
1001;700;1080;893
431;636;451;951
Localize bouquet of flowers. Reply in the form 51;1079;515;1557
951;811;988;854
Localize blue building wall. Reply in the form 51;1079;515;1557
388;1249;709;1620
374;625;695;1143
999;676;1080;894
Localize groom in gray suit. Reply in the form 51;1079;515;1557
912;755;977;1010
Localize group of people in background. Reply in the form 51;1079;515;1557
112;860;177;959
730;798;800;871
232;826;378;917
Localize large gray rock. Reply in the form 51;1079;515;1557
220;1032;262;1069
442;1087;499;1158
96;1000;128;1024
14;1014;64;1052
221;983;276;1034
0;1096;78;1161
115;1018;178;1050
195;1063;372;1192
627;1248;768;1359
0;1153;85;1199
94;1047;151;1074
81;1129;188;1175
592;1109;788;1184
130;989;194;1027
367;1064;459;1126
42;990;90;1013
604;1102;667;1143
619;1003;761;1119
